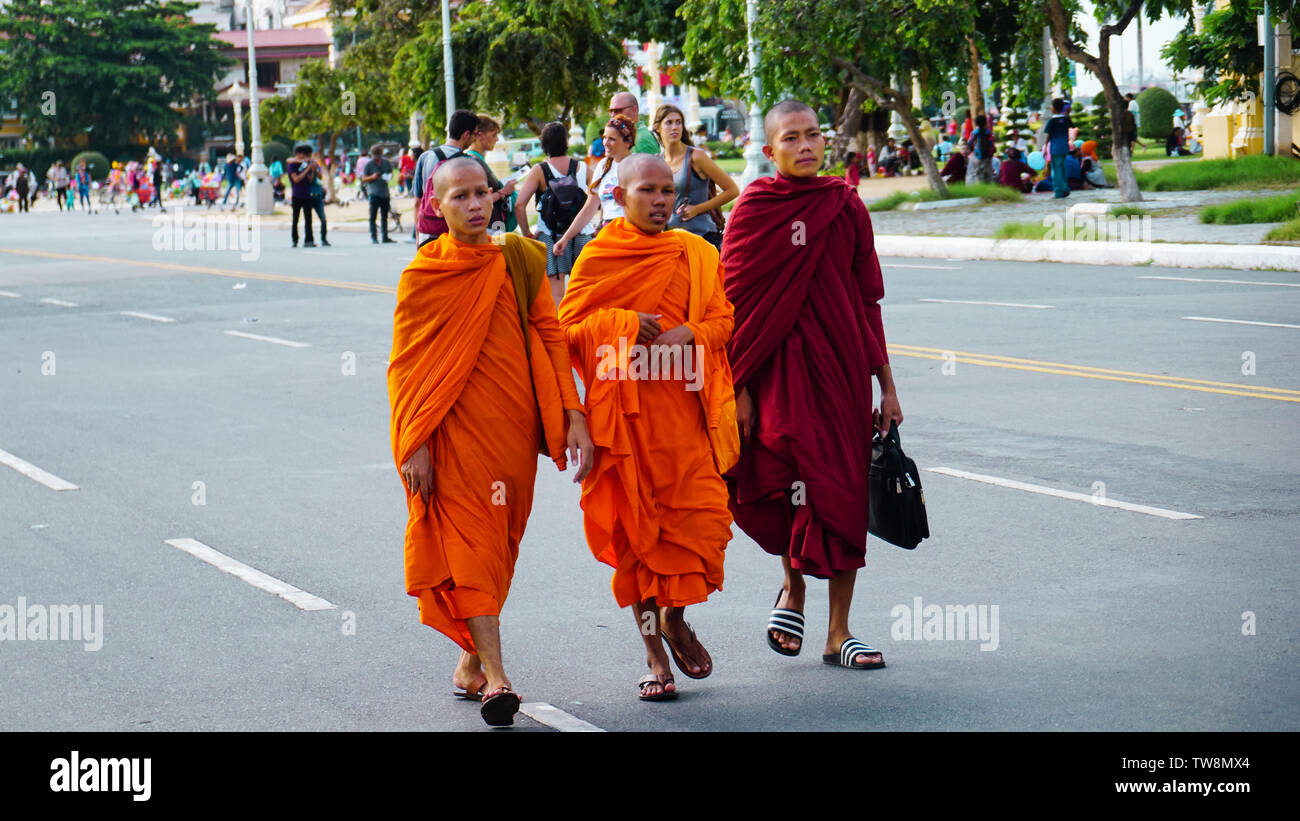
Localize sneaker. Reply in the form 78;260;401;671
304;241;316;248
320;238;331;247
372;238;379;244
291;241;298;248
382;237;396;244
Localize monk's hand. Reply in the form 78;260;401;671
876;390;903;436
635;313;663;344
565;410;595;483
400;444;434;506
736;386;755;441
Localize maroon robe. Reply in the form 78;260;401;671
721;172;888;578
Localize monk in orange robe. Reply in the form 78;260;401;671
558;154;738;701
389;157;593;726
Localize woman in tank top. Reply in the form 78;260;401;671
553;114;636;259
654;104;739;250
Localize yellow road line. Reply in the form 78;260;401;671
5;247;1295;403
0;247;397;295
890;343;1300;397
891;350;1300;403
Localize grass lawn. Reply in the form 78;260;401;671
1130;145;1197;163
1265;218;1300;241
1201;189;1300;224
716;157;745;174
994;221;1052;240
868;182;1023;211
1135;155;1300;191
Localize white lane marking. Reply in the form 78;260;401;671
919;298;1055;309
0;290;20;298
519;702;605;732
0;447;79;491
223;330;311;348
924;467;1202;520
163;537;337;611
39;298;78;307
1182;316;1300;330
883;263;962;270
1140;275;1300;288
120;310;178;323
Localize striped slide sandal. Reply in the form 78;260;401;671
767;590;805;657
823;637;886;669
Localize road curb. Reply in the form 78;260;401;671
874;234;1300;272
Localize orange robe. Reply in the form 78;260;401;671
558;218;738;608
388;233;582;652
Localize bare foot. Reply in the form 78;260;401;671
452;650;488;696
660;607;712;677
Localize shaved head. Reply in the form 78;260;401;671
618;153;672;189
431;156;488;198
762;99;824;177
764;100;818;144
614;154;675;234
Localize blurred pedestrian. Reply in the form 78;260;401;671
362;145;395;244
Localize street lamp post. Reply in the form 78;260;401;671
244;2;272;215
739;0;772;188
442;0;456;114
230;81;245;157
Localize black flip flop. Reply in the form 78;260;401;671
661;623;712;679
638;674;679;702
767;590;805;657
452;687;484;702
480;687;521;726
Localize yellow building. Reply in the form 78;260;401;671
1200;3;1296;159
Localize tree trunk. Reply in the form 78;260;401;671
322;132;339;204
966;35;986;120
830;85;866;165
1045;0;1143;202
896;103;947;197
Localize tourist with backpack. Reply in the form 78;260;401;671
653;103;738;251
411;109;481;244
551;114;636;260
971;114;995;184
514;122;595;306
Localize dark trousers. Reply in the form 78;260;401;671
16;187;28;212
55;187;67;211
311;197;328;240
368;195;390;240
291;196;315;243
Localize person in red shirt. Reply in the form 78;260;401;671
844;152;861;188
399;148;416;196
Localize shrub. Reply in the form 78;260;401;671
261;141;291;167
1264;217;1300;241
70;151;111;181
1137;87;1179;140
704;140;740;159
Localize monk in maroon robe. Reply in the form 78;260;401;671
722;100;904;670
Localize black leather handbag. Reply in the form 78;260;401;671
868;421;930;549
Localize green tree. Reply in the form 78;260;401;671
260;51;403;202
682;0;976;195
0;0;229;147
1163;1;1300;107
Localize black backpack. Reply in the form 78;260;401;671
537;159;586;236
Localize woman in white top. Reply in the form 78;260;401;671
515;121;597;306
554;114;636;261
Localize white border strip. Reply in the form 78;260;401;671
1182;316;1300;330
1140;275;1300;288
0;447;78;491
223;330;311;348
919;298;1055;309
164;537;337;611
924;467;1202;520
39;298;78;307
519;702;605;732
120;310;178;323
0;290;19;298
883;263;962;270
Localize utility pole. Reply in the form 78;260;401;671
245;2;271;215
442;0;456;116
1262;1;1275;156
739;0;773;188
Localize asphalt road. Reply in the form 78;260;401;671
1;204;1297;732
